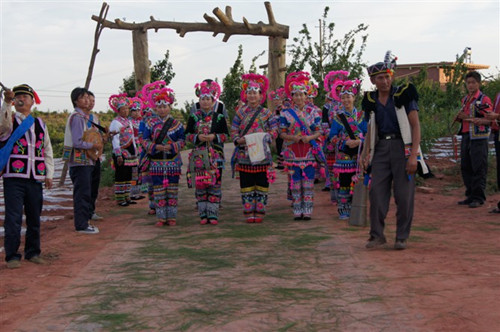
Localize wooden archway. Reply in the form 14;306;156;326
91;1;288;95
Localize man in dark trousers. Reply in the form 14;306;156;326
0;85;54;268
361;51;421;250
455;71;492;208
63;87;102;234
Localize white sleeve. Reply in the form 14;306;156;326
109;120;122;153
43;127;54;179
0;101;14;139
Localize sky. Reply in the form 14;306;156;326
1;0;499;113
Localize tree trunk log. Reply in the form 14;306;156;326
132;30;151;92
267;36;286;112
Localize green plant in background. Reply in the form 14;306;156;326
220;44;245;122
121;51;176;95
287;6;368;104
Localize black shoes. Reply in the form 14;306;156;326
458;198;484;208
468;200;484;208
365;236;387;249
394;239;407;250
457;198;473;205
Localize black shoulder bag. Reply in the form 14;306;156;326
337;112;359;157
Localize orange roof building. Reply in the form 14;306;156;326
395;62;490;89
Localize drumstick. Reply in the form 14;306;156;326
0;82;7;90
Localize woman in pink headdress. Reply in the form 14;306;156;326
328;79;366;220
231;73;278;223
141;87;185;227
185;80;229;225
109;94;138;206
137;81;166;216
128;97;146;200
279;72;322;220
322;70;350;195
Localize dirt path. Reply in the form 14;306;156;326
1;145;499;331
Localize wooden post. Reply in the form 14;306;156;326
132;30;151;92
267;36;286;111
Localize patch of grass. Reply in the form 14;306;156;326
68;300;152;331
278;322;298;331
355;295;383;303
270;287;327;301
178;321;194;331
180;306;224;316
412;226;439;232
340;226;365;232
409;235;425;242
198;224;276;240
280;234;331;249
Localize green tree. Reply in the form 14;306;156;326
220;45;245;121
287;6;368;102
121;51;176;95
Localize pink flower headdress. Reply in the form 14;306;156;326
109;93;129;113
140;80;167;108
324;70;350;92
150;87;175;107
240;73;269;104
331;79;362;101
129;97;144;112
194;80;221;100
268;87;287;101
285;71;312;99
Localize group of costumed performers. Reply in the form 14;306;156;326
141;86;185;227
328;79;367;220
279;72;322;220
231;73;278;223
185;80;229;225
108;93;139;207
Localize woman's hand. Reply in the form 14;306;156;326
345;139;360;148
156;144;171;152
237;137;246;145
117;156;124;166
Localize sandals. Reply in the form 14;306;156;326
489;207;500;214
148;209;156;215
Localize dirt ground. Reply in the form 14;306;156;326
1;152;499;331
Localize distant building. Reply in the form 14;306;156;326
395;62;490;89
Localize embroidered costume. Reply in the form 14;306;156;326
456;76;493;205
128;97;145;199
231;73;278;223
64;88;100;233
142;87;185;226
137;81;167;215
185;80;229;224
109;93;138;205
0;84;54;265
322;70;349;193
328;79;366;219
280;72;322;219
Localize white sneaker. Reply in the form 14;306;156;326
77;225;100;234
91;213;103;220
